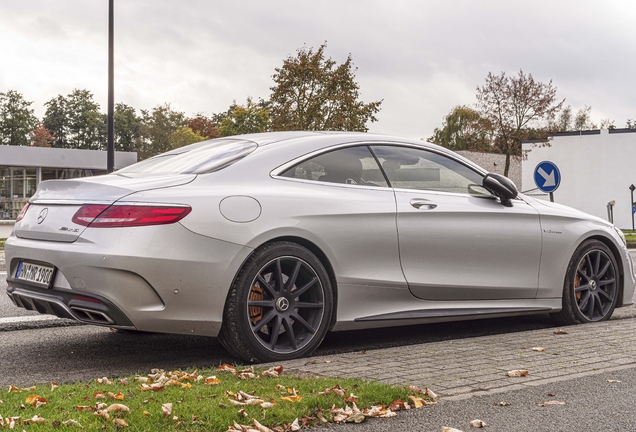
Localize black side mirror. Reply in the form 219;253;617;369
482;173;518;207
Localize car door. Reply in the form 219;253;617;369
371;145;542;301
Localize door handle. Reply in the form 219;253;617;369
410;198;437;210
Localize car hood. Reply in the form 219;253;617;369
521;194;612;227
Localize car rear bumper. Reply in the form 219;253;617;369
4;222;253;337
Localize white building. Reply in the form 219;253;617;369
0;146;136;220
522;129;636;229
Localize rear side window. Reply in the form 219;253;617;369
280;146;388;187
117;139;257;175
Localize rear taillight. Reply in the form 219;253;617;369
15;203;31;222
72;204;191;228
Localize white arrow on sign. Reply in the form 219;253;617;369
537;167;556;187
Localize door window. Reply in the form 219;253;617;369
280;146;388;187
371;146;489;196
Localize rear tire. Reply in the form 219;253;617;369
551;239;619;326
219;242;333;362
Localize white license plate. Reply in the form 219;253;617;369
16;262;55;287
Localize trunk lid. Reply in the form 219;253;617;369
14;173;195;242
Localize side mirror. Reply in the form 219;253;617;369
482;173;518;207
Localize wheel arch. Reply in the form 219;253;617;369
227;235;339;332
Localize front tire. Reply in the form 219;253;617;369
219;242;333;362
552;239;619;325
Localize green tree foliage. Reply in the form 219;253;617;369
476;70;564;176
269;43;382;131
43;90;105;150
169;126;206;149
113;103;142;152
187;114;218;139
43;95;69;148
427;105;493;152
573;105;596;131
137;104;185;160
218;98;270;137
0;90;38;146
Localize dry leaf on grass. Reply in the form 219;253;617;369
62;419;83;428
22;415;46;425
261;366;284;378
537;400;566;407
93;391;106;399
94;410;110;421
218;364;238;375
252;418;274;432
506;369;529;377
162;403;173;417
112;418;129;428
106;403;130;412
108;392;125;400
205;376;220;385
95;377;113;385
25;394;47;407
75;405;94;411
469;419;487;427
51;382;59;391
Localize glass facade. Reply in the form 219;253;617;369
0;166;105;220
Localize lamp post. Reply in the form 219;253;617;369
630;184;635;232
106;0;114;173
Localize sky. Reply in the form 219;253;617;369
1;0;635;140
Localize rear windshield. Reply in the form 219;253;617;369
117;139;257;175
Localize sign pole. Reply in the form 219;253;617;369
549;192;554;203
630;184;635;232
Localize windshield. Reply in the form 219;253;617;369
118;139;258;175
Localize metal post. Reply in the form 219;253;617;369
630;185;636;232
106;0;115;173
549;192;554;203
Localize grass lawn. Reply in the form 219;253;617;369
0;364;433;431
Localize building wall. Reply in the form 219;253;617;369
456;151;522;188
522;129;636;229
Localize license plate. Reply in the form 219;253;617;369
15;262;55;287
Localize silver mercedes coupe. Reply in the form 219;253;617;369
5;132;635;362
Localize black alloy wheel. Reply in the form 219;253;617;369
219;242;333;362
572;249;617;321
551;239;619;325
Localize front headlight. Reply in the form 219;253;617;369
614;226;627;247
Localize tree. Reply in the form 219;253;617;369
476;70;564;176
169;126;206;149
187;114;218;139
599;118;616;130
218;98;270;137
573;105;596;130
137;104;185;160
114;103;142;152
0;90;38;146
556;105;572;132
30;123;54;147
269;43;382;131
43;90;105;150
427;105;493;152
43;94;69;148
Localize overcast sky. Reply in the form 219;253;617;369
1;0;635;139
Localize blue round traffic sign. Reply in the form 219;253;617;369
533;161;561;193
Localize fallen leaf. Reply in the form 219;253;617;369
95;410;110;421
537;400;566;407
106;403;130;412
408;395;437;407
408;385;423;393
281;395;302;403
252;418;274;432
93;391;106;399
547;393;557;397
62;419;83;428
506;369;529;377
344;393;358;403
118;378;129;385
531;347;546;352
469;419;487;427
388;399;409;412
25;394;47;407
442;427;464;432
95;377;113;385
260;401;275;409
134;377;151;383
290;418;301;431
607;379;621;383
205;376;220;385
51;382;59;391
75;405;94;411
553;329;568;335
238;408;247;418
96;402;107;410
425;387;438;399
108;392;125;400
325;360;332;363
22;414;46;424
218;364;238;375
162;403;173;417
261;365;284;378
112;418;129;428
